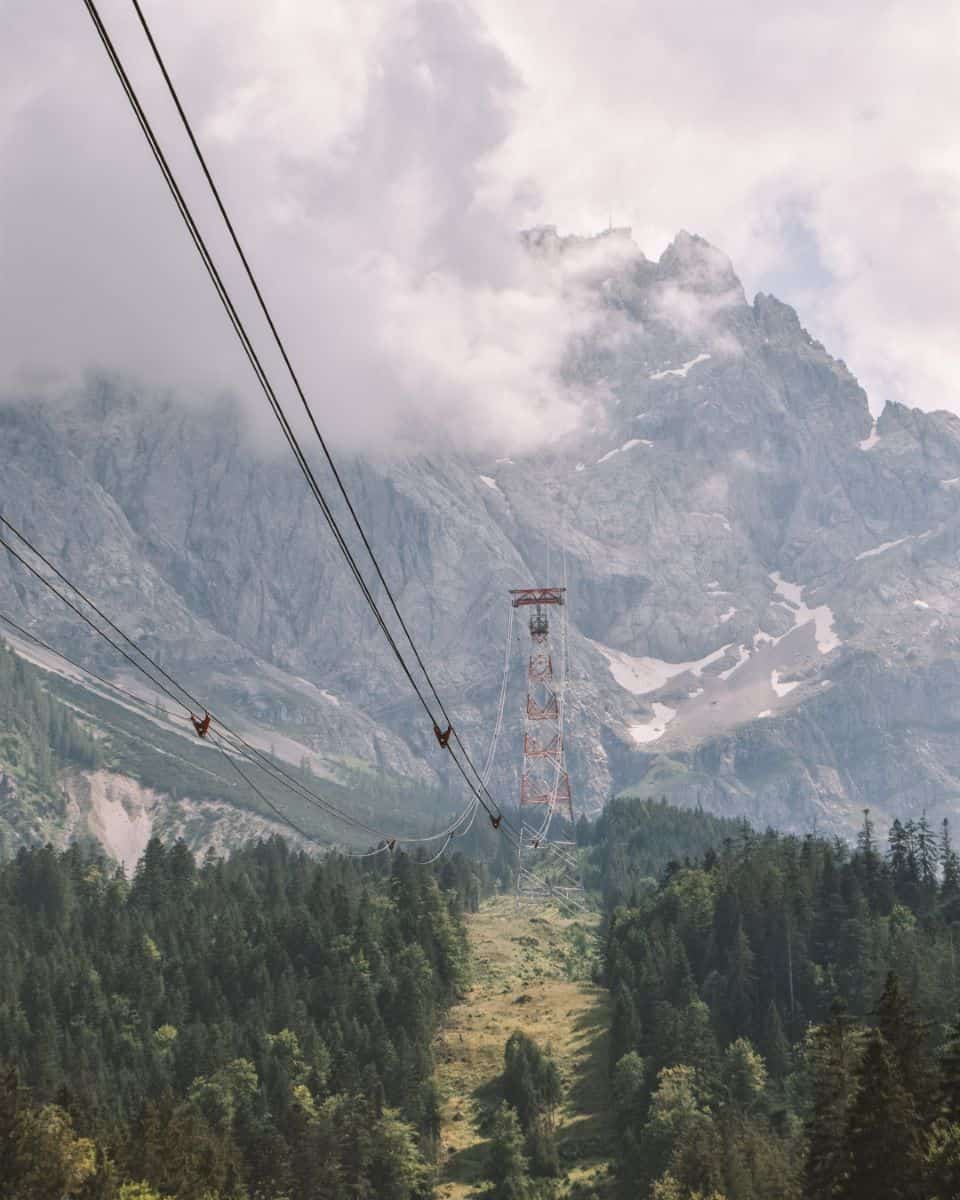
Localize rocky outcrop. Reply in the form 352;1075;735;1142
5;229;960;839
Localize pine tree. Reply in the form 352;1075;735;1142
486;1103;531;1200
804;1003;861;1200
917;812;936;887
857;809;882;902
939;1012;960;1124
940;819;960;911
876;973;933;1121
841;1031;924;1200
761;1000;791;1081
888;820;910;886
723;921;757;1039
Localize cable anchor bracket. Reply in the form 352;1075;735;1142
191;711;211;738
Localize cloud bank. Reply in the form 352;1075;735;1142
476;0;960;415
3;0;959;452
2;0;620;454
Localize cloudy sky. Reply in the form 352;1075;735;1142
3;0;959;451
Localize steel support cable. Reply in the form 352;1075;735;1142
0;547;477;859
214;728;387;840
0;609;183;720
416;835;454;866
0;606;361;835
392;798;480;845
0;514;203;712
529;572;568;845
0;531;194;715
212;727;402;855
209;730;317;843
0;525;465;851
345;842;394;859
0;525;390;843
212;730;398;856
394;598;516;849
84;0;505;831
480;602;514;784
0;582;435;853
76;2;443;736
0;511;489;849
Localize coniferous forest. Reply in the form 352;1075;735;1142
5;777;960;1198
0;838;483;1200
598;798;960;1200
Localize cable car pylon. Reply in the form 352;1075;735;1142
509;587;585;910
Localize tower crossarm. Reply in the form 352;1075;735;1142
509;587;565;607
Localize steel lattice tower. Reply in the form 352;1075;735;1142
510;588;572;821
510;587;583;909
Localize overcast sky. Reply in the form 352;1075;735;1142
3;0;959;452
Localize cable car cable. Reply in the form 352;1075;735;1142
81;0;504;828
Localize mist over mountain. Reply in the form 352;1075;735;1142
5;226;960;855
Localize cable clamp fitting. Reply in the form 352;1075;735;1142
191;712;211;738
433;722;452;749
490;814;502;830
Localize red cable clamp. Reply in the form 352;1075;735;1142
433;722;452;749
191;711;211;738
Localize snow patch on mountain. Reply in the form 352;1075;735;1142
856;536;912;560
593;640;732;696
649;353;711;380
771;670;799;697
769;573;840;653
629;702;677;744
597;438;653;465
718;644;751;680
859;422;880;450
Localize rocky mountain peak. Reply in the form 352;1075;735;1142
657;230;744;299
5;232;960;852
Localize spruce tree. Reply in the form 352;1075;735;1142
841;1030;924;1200
804;1002;860;1200
486;1103;531;1200
761;1000;791;1081
876;972;933;1121
939;1012;960;1124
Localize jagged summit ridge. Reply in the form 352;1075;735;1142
4;232;960;846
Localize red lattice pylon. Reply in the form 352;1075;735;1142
510;588;573;821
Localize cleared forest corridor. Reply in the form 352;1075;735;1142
435;896;611;1197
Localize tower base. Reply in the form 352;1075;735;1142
515;827;587;913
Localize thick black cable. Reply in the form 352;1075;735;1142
118;0;506;822
128;0;497;801
77;1;448;753
0;608;181;718
0;522;391;841
0;608;341;826
0;557;469;858
209;730;317;843
0;531;193;714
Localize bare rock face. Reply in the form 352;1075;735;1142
5;229;960;839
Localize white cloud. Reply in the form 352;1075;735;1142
3;0;960;446
0;0;614;454
475;0;960;415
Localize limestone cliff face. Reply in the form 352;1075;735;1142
5;230;960;841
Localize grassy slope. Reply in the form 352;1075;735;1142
435;896;612;1198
